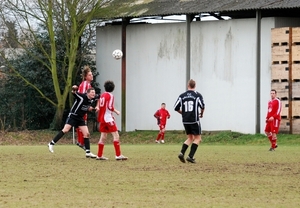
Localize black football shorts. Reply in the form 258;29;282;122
183;122;201;135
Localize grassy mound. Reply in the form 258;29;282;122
0;130;299;146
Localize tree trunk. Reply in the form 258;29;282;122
50;106;65;130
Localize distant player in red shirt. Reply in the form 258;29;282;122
96;80;128;161
265;89;282;151
76;65;93;150
154;103;170;144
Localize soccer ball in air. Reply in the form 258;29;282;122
112;49;123;60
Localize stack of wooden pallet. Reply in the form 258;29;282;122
271;27;300;134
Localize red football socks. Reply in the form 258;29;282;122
268;135;272;143
161;132;165;140
114;140;121;156
156;133;161;141
271;139;277;149
97;143;104;157
76;128;84;145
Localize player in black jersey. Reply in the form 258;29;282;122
174;79;205;163
48;86;99;158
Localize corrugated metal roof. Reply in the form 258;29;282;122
96;0;300;20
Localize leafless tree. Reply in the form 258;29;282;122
0;0;112;128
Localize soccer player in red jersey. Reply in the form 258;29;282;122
265;89;282;151
154;103;170;143
96;80;127;161
76;66;93;150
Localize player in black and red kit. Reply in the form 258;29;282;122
174;79;205;163
76;66;93;150
48;86;99;158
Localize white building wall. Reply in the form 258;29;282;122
126;23;187;131
96;17;300;134
190;19;255;133
261;18;276;133
96;26;122;127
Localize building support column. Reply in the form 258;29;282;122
121;18;129;132
186;14;193;84
255;10;262;133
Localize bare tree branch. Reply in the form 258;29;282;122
0;0;113;128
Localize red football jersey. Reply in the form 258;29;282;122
97;92;115;123
78;81;91;93
154;108;170;125
266;98;281;120
78;81;91;121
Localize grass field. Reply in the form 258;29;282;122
1;133;300;208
